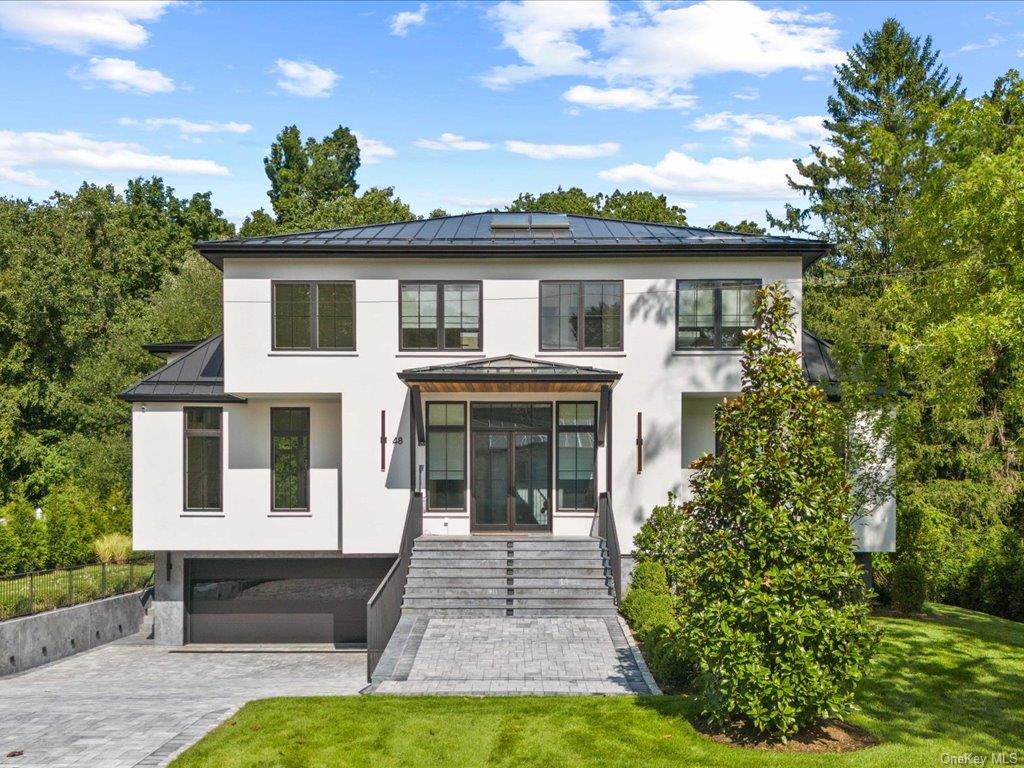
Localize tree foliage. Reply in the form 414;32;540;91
710;220;767;235
508;186;687;224
265;125;361;225
674;283;877;737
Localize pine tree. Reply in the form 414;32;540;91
678;283;878;737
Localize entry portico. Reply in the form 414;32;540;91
398;355;620;536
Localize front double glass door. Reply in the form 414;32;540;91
470;404;551;531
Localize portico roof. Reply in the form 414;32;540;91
398;354;621;392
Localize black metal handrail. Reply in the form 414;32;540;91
366;491;423;681
598;492;622;603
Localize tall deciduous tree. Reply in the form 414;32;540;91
509;186;687;224
264;125;361;224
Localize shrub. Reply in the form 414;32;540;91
0;520;21;575
633;494;688;590
675;283;878;738
1;496;48;572
890;559;928;613
646;624;695;690
621;561;676;638
94;532;133;564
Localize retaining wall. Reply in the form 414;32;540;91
1;590;147;676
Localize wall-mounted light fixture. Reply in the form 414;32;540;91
636;412;644;474
379;410;387;472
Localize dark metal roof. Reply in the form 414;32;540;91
802;330;840;394
197;212;830;270
120;335;245;403
142;340;206;358
398;354;622;384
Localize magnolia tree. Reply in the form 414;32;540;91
677;282;878;737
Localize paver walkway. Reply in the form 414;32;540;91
0;633;366;768
372;616;659;695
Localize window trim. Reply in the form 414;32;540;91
270;406;311;512
183;407;223;512
538;280;624;352
398;280;483;352
271;280;356;351
555;400;599;512
425;401;468;512
674;278;761;351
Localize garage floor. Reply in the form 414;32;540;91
0;631;367;768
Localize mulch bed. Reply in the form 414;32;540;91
693;717;880;753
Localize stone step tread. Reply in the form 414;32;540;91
409;568;610;578
402;598;616;608
416;536;597;543
401;607;618;617
410;557;608;567
406;578;611;587
404;588;612;598
413;542;604;551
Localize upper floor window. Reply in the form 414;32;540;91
539;281;623;351
399;281;481;351
273;281;355;350
676;279;760;350
184;407;222;511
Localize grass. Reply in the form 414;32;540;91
0;560;153;620
171;604;1023;767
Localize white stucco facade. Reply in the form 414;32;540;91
130;250;895;556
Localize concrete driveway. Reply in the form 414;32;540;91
0;633;366;768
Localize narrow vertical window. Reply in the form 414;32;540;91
400;281;482;350
271;407;310;511
426;403;466;510
273;283;312;349
316;282;356;349
556;403;597;510
184;407;222;511
540;281;622;351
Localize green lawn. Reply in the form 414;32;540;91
171;604;1023;767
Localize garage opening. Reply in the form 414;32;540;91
186;557;393;645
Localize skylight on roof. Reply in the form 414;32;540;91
490;213;571;237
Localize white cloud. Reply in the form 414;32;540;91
0;130;230;188
562;84;696;111
483;1;843;111
0;0;174;54
354;133;397;164
599;149;802;200
84;57;174;94
118;117;252;137
692;112;827;148
732;86;760;101
504;140;619;160
274;59;339;98
390;4;427;37
959;35;1004;53
414;132;491;151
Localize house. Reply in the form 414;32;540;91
121;212;895;655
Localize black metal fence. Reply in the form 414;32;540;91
366;492;423;681
0;557;154;621
598;492;622;603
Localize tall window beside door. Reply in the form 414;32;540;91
540;281;623;351
556;403;597;510
184;407;222;511
400;281;481;350
426;403;466;510
271;407;310;511
273;281;355;350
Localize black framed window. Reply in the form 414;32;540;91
184;407;222;511
676;279;760;349
540;281;622;351
400;281;481;350
271;408;310;511
273;281;355;350
556;402;597;510
426;403;466;510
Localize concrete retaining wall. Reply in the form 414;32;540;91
1;590;147;676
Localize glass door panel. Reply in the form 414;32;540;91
513;433;550;528
472;432;509;528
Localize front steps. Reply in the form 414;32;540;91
402;536;617;618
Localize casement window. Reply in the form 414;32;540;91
399;281;481;350
271;408;310;511
556;402;597;510
540;281;623;351
426;403;466;510
273;281;355;350
676;279;760;350
184;407;222;511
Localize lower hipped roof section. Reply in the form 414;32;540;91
195;212;831;270
802;330;840;395
119;335;245;403
398;354;622;384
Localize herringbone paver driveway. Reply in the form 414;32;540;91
0;633;365;768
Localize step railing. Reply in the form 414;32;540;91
597;492;622;604
366;491;423;681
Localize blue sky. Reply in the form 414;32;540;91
1;1;1022;229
